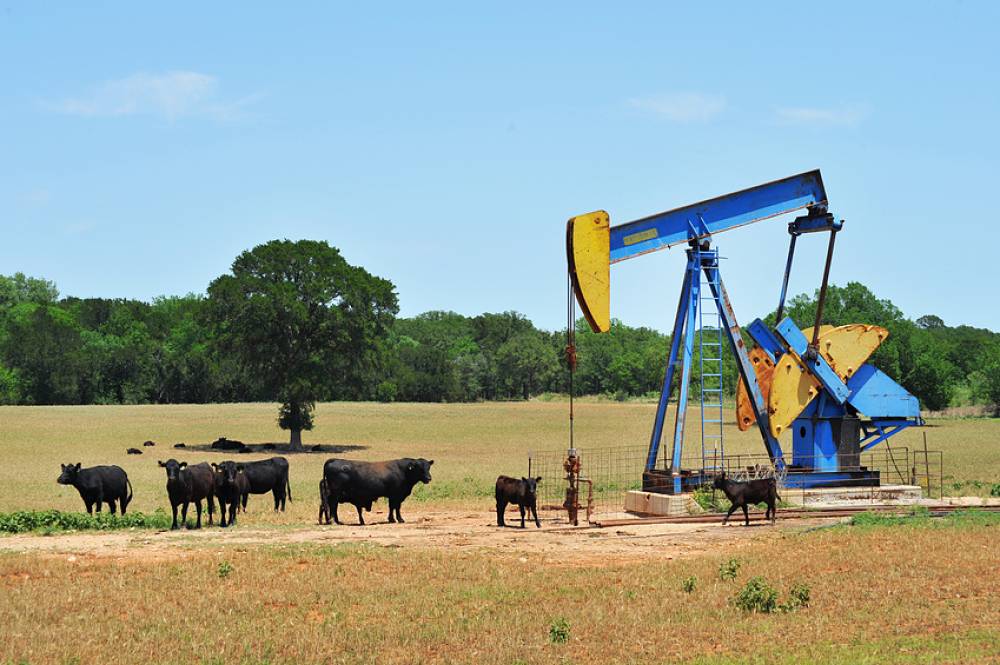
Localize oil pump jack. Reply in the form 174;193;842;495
566;171;921;493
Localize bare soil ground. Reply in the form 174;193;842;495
0;508;811;566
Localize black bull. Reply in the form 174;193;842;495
322;458;433;525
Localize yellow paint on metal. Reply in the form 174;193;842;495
768;353;821;438
734;327;831;431
567;211;611;333
766;324;889;438
816;324;888;379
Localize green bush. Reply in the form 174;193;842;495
718;557;741;581
548;618;571;645
733;576;778;614
0;509;171;534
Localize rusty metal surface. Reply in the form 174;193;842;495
736;345;775;431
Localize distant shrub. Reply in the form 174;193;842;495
682;576;697;593
718;557;741;581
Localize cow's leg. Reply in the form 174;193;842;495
723;505;737;525
742;504;750;527
531;505;540;528
228;502;237;527
181;502;190;529
85;501;95;516
170;504;180;530
355;504;366;526
109;499;118;515
389;500;403;523
330;494;343;525
519;505;526;528
496;499;507;527
207;496;214;526
193;501;203;529
218;499;228;527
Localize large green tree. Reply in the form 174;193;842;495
205;240;398;449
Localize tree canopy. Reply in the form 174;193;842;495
204;239;398;448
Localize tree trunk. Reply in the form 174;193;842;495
288;429;303;451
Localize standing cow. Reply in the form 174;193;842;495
212;461;249;528
318;477;375;525
159;459;216;530
237;457;291;511
57;463;132;515
322;457;433;525
495;475;542;528
712;472;780;526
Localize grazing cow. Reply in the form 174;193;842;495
237;457;291;511
212;461;249;527
57;464;132;515
712;472;780;526
322;458;433;525
318;477;374;525
158;459;216;530
495;476;542;528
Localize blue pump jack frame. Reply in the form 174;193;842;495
642;242;921;494
644;242;783;494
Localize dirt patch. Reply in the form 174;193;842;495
0;509;814;566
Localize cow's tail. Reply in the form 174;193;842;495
123;477;134;512
286;473;292;504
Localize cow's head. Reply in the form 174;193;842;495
158;459;187;482
711;472;728;490
57;463;82;485
212;461;242;487
406;458;434;484
522;476;542;495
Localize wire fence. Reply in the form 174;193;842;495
529;444;943;525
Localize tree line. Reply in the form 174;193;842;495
2;242;999;421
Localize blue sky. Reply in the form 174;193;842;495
2;2;998;334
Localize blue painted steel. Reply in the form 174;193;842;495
775;318;852;404
746;318;783;362
645;246;785;476
608;171;828;264
859;420;919;452
846;365;922;420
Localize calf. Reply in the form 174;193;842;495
712;472;780;526
318;477;373;525
237;457;291;511
322;457;433;525
57;463;132;515
212;461;249;528
159;459;216;530
495;475;542;528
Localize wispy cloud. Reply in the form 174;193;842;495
629;92;727;122
41;71;261;121
773;102;872;128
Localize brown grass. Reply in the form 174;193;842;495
1;402;999;663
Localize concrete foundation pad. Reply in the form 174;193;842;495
624;491;696;516
625;484;925;517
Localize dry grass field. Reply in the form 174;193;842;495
1;401;999;664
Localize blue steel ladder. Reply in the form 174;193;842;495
699;255;725;474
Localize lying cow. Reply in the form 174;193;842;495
318;477;373;525
496;476;542;528
213;461;249;528
237;457;291;511
159;459;216;530
322;457;433;525
57;463;133;515
712;472;780;526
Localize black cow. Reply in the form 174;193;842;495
158;459;216;530
712;472;780;526
495;475;542;528
212;461;249;528
237;457;291;511
318;477;374;525
57;463;132;515
322;457;433;525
